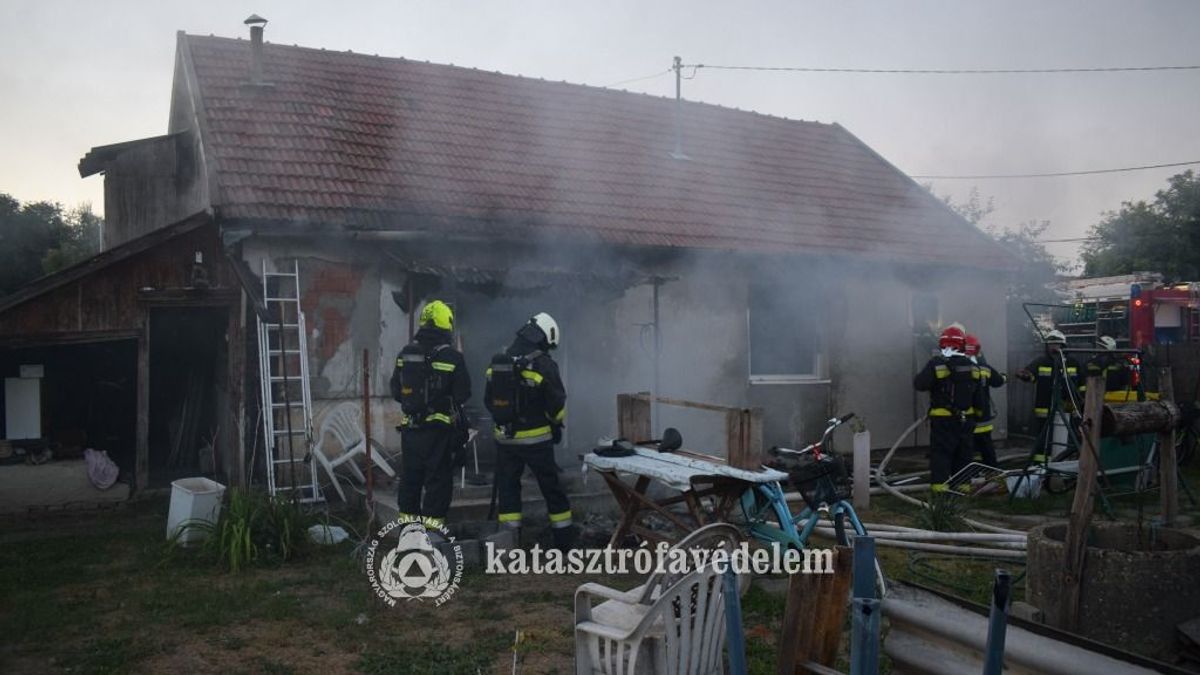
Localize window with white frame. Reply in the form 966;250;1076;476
748;282;824;382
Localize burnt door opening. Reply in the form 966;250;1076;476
148;307;228;486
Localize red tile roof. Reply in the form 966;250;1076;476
182;34;1013;269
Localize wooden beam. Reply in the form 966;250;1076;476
1060;374;1105;632
228;296;247;487
1101;400;1181;437
135;316;151;492
1158;367;1178;525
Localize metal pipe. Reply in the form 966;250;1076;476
826;529;1025;543
723;568;747;675
850;537;880;675
983;569;1012;675
812;529;1026;558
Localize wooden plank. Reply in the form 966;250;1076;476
628;392;739;414
135;319;150;492
227;297;246;487
726;407;764;470
1060;374;1105;632
616;393;651;441
778;546;852;674
1158;367;1178;525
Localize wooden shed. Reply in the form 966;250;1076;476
0;212;247;499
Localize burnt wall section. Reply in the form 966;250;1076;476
100;132;208;249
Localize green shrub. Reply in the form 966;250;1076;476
173;489;316;572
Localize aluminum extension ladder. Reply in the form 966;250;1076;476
256;260;321;501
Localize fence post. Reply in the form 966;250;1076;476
983;569;1012;675
724;567;747;675
850;537;879;675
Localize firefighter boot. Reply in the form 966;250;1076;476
551;524;579;551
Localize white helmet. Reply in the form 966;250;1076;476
1098;335;1117;351
530;312;560;348
1045;330;1067;345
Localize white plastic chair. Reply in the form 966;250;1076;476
314;402;395;501
575;565;730;675
574;524;744;675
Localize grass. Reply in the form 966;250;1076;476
0;497;642;674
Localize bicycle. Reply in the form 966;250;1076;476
738;413;869;549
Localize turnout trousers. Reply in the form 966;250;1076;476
398;426;456;524
929;417;974;492
495;441;572;529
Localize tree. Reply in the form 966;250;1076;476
0;193;103;296
930;185;1070;339
1081;170;1200;281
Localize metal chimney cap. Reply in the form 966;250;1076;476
244;14;268;26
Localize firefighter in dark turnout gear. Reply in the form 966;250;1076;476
914;325;979;493
485;312;575;549
1086;335;1135;401
390;300;471;529
965;334;1006;466
1015;330;1082;462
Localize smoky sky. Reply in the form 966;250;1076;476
2;0;1198;267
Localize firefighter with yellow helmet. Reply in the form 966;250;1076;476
390;300;471;529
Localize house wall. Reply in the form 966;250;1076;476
242;238;1009;485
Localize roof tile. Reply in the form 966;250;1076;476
183;34;1012;268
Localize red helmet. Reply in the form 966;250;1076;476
964;334;981;357
938;325;967;351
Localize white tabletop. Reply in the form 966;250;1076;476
584;446;788;491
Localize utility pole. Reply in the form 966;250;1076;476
672;55;684;158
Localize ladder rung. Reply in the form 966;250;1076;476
271;402;302;408
263;272;298;278
266;324;301;330
264;296;299;302
273;429;307;435
268;349;303;355
272;458;310;464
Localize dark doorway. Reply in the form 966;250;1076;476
148;307;228;486
0;340;138;473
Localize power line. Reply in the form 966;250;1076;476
604;69;672;88
913;160;1200;180
694;63;1200;75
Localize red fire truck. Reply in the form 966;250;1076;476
1059;273;1200;348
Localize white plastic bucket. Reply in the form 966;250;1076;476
1006;470;1044;499
166;477;226;544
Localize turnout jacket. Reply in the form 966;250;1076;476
1022;352;1082;417
1085;353;1135;400
971;355;1006;433
485;335;567;445
389;327;471;428
914;353;979;418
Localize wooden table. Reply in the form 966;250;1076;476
585;447;789;547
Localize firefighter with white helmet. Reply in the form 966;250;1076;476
484;311;575;549
1016;328;1083;462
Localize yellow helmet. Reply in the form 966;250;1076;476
419;300;454;331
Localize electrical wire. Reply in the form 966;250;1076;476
913;159;1200;180
693;63;1200;75
604;69;672;88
